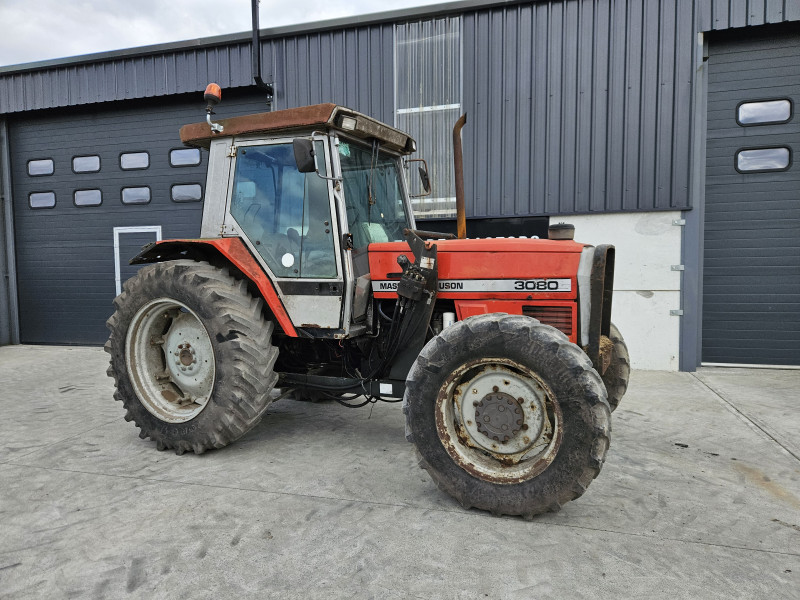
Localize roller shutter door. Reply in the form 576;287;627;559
703;27;800;366
9;98;211;344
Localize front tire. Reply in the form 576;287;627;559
404;314;610;518
602;323;630;412
105;260;278;454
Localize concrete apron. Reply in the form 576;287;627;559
0;346;798;599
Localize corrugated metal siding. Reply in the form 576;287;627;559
273;24;395;121
700;0;800;31
462;0;699;216
0;44;257;113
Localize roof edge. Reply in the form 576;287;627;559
0;0;531;75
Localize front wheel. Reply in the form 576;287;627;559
105;260;279;454
404;314;611;518
601;323;630;412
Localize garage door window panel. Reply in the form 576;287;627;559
169;148;201;167
72;155;101;173
120;152;150;170
171;183;203;202
29;191;56;209
74;189;102;207
122;187;151;205
737;99;792;126
27;159;54;176
735;147;791;173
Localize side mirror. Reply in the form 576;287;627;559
406;158;432;198
418;165;431;194
293;138;316;173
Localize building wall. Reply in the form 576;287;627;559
567;212;683;370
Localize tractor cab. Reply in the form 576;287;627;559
180;102;422;335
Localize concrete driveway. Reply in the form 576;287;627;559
0;345;798;599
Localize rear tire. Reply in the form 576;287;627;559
602;323;630;412
105;260;278;454
404;314;611;518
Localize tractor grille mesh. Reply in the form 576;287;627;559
522;306;573;336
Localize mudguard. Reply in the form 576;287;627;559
130;238;298;337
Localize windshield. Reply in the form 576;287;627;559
339;140;409;248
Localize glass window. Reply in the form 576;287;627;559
120;152;149;170
74;189;102;207
736;147;791;172
171;183;203;202
29;191;56;208
122;187;151;204
737;99;792;126
28;159;54;176
230;142;336;279
72;155;100;173
395;16;461;218
170;148;201;167
339;140;409;249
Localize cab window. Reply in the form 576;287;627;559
230;142;337;278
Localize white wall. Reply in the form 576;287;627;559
564;212;683;371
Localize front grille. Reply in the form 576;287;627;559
522;305;573;336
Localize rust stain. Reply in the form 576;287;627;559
733;463;800;510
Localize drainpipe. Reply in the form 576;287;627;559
0;119;20;344
251;0;274;103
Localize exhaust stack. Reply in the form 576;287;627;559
453;113;467;239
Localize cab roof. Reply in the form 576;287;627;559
180;103;415;153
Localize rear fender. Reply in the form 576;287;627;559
130;238;298;337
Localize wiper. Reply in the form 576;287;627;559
367;139;379;222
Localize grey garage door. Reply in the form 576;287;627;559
703;26;800;366
9;92;276;345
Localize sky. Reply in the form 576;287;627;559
0;0;446;68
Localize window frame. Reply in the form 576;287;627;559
736;98;793;127
119;151;150;171
27;158;54;177
28;191;56;209
120;186;152;205
73;188;103;207
734;145;792;174
71;155;102;174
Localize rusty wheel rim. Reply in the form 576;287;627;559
434;358;563;484
125;298;216;423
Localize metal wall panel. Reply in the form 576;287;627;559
0;44;257;114
462;0;701;217
272;24;396;121
700;0;800;30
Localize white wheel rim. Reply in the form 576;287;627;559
125;298;216;423
435;358;563;484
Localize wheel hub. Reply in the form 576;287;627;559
474;391;523;443
457;365;549;456
125;299;216;423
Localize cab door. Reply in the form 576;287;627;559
223;137;345;329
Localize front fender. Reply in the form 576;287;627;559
131;238;298;337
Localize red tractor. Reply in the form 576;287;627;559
106;85;629;518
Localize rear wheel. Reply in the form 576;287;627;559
105;259;278;454
601;323;630;412
404;314;610;518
